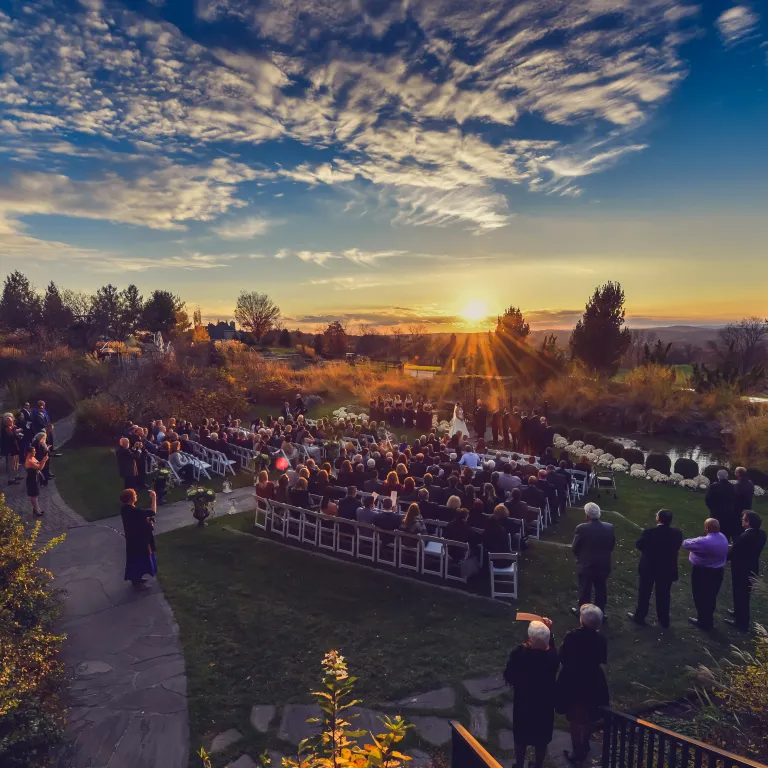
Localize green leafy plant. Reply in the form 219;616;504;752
187;486;216;527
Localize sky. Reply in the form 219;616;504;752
0;0;767;331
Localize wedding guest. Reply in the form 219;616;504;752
1;413;22;485
706;470;738;542
356;495;377;524
683;517;729;629
255;470;275;501
726;511;766;631
25;444;47;517
120;488;157;590
401;502;426;535
571;503;615;616
733;467;755;523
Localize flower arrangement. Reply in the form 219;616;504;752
187;486;216;527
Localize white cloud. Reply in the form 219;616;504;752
210;216;277;239
716;6;760;46
275;247;412;266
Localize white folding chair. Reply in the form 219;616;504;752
318;515;337;552
254;496;269;530
301;510;320;546
376;529;398;567
526;506;542;540
355;522;377;561
445;541;472;583
285;504;302;542
397;531;421;572
270;502;287;537
421;535;446;578
489;552;519;599
336;519;357;556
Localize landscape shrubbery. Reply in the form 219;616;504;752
0;498;66;768
674;457;700;480
645;452;672;474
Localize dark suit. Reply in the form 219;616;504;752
491;410;502;445
520;485;546;516
632;524;683;626
547;471;568;516
572;519;616;611
734;478;754;517
706;479;739;541
729;526;766;629
115;445;140;488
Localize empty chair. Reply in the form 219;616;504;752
489;551;519;599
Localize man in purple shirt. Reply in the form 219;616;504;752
682;518;729;629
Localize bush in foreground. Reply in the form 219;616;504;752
703;464;730;482
623;448;645;466
0;496;66;767
603;441;624;459
674;457;700;480
645;452;672;474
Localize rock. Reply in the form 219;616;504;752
498;728;515;751
501;702;514;725
347;707;388;740
250;704;276;733
226;755;257;768
278;704;322;745
407;748;433;767
76;660;114;676
397;687;456;711
410;716;452;746
462;674;507;701
211;728;243;754
468;705;488;741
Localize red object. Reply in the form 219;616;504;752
275;457;289;471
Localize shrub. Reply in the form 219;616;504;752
584;431;604;446
703;464;730;482
748;468;768;488
553;425;569;438
645;452;672;474
623;448;645;466
0;497;66;767
674;457;700;480
595;435;613;449
568;428;585;442
75;395;129;444
730;412;768;474
603;440;624;458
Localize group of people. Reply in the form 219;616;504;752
1;400;58;516
367;393;435;430
460;400;556;455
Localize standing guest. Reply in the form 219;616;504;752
120;488;157;590
31;400;58;460
726;511;766;631
18;402;34;452
491;407;502;446
683;518;729;629
1;413;23;485
116;437;140;489
705;470;738;542
474;400;488;440
501;408;512;450
32;432;52;484
509;407;522;452
504;618;559;768
556;605;609;765
571;503;615;616
627;509;683;628
733;468;755;526
24;444;48;517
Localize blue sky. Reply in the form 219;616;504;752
0;0;766;330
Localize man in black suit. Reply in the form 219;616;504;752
116;437;140;489
726;511;766;631
627;509;683;628
571;502;616;615
474;399;488;441
337;486;360;521
490;408;502;446
545;464;568;517
733;468;755;526
520;475;546;518
706;470;738;541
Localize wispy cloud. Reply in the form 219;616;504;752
716;5;760;46
275;248;410;266
211;216;278;239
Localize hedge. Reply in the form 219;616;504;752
584;431;604;447
703;464;730;482
674;457;700;480
568;428;585;442
623;448;645;466
553;425;569;439
747;467;768;487
603;441;624;459
645;452;672;474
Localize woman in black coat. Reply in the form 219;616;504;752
504;618;559;768
556;604;610;763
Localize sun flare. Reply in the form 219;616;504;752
462;300;488;323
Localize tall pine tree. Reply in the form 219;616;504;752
0;271;42;332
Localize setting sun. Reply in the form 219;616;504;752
462;300;488;322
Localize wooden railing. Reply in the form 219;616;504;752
600;708;767;768
450;721;504;768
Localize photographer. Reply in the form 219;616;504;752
116;437;140;489
1;413;24;485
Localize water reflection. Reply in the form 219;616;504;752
608;434;728;471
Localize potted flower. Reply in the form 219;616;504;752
153;467;171;506
187;486;216;527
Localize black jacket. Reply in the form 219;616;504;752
115;445;139;479
729;527;767;578
337;496;360;521
734;478;755;515
520;485;546;513
636;524;683;582
706;479;737;521
572;519;616;575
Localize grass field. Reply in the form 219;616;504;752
55;446;252;521
157;473;768;765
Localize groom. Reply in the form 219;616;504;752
474;399;488;440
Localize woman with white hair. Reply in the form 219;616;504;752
556;604;609;764
503;618;559;768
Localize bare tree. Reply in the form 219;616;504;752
408;323;427;356
234;291;281;341
715;317;768;374
623;329;658;368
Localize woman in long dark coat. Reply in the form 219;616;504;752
120;488;157;589
504;618;559;768
556;604;610;764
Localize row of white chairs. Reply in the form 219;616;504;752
145;450;212;484
253;499;518;599
186;440;238;477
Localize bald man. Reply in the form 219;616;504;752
115;437;140;489
683;518;729;629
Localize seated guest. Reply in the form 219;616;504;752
363;464;383;493
536;469;559;519
507;488;537;527
574;457;592;475
168;442;194;483
503;619;559;768
445;507;479;560
417;487;439;520
320;492;338;516
353;462;368;490
274;473;290;503
475;461;494;488
373;498;401;530
400;476;419;502
468;498;489;530
289;477;310;508
521;475;547;516
423;473;442;503
356;495;377;524
381;471;404;497
438;494;463;523
459;445;481;470
481;482;498;514
441;475;465;506
401;502;427;535
337;460;356;488
309;469;331;496
255;470;275;501
497;463;522;496
546;464;569;516
482;505;514;554
337;486;360;521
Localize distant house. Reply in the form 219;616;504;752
207;321;236;341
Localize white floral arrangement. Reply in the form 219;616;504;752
332;406;369;422
571;440;585;449
630;463;646;473
583;444;595;453
596;453;615;467
610;460;629;472
553;435;569;449
693;474;710;489
630;468;647;479
668;472;683;486
436;420;451;433
646;469;669;483
584;452;599;463
756;485;765;497
593;448;605;457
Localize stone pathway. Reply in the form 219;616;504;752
3;414;190;768
214;679;574;768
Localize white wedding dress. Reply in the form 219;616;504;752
449;406;470;438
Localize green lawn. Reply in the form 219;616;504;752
55;446;252;521
158;473;768;766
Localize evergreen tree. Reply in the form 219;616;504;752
41;281;74;338
278;328;291;347
142;290;184;334
119;285;144;337
0;271;42;332
90;284;123;339
569;281;631;376
322;321;348;358
495;306;530;345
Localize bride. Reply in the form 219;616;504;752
449;402;469;438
